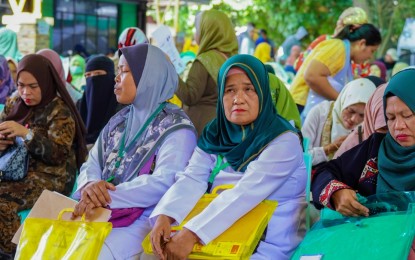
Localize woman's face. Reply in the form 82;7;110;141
341;103;365;129
351;40;379;64
385;96;415;147
114;55;136;104
223;72;259;125
17;71;42;106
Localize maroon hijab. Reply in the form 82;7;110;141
5;54;87;168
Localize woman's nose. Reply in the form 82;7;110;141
351;114;363;125
394;117;406;130
234;91;245;103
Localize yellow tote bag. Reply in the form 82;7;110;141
15;208;112;260
143;185;278;259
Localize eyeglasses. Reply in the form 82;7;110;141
16;82;39;89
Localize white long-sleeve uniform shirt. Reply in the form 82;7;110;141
73;128;197;259
150;132;307;259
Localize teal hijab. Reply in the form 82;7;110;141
198;54;298;172
0;28;22;61
377;68;415;193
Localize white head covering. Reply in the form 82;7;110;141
331;78;376;141
119;44;178;143
118;27;148;49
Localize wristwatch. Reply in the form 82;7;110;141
24;129;34;141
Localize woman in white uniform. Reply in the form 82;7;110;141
150;54;307;260
72;44;197;259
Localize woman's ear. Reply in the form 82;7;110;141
359;39;367;49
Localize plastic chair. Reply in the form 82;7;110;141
302;137;310;152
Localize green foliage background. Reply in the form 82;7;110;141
148;0;415;57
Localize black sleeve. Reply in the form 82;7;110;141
311;133;385;209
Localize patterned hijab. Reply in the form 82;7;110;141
0;55;15;104
5;54;87;168
195;9;238;84
198;54;298;172
377;68;415;193
119;44;178;144
331;78;376;141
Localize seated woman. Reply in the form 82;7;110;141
149;54;306;260
71;44;197;259
0;54;87;257
302;78;376;166
37;49;83;103
78;55;121;146
311;68;415;216
0;55;15;105
334;83;387;158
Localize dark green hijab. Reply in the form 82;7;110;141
198;54;299;172
377;68;415;193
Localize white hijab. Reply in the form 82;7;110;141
331;78;376;141
120;44;178;143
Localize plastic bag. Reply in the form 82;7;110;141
15;208;112;260
292;191;415;260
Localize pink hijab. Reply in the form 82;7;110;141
36;49;66;84
334;83;387;158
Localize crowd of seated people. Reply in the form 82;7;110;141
2;6;414;260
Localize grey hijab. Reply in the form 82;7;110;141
119;44;178;143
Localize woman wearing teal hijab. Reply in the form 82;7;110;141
149;54;307;259
312;68;415;217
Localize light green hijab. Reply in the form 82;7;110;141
69;54;86;92
377;68;415;193
198;54;299;172
268;73;302;129
0;27;23;61
195;10;238;84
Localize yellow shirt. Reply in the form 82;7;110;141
290;39;346;106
